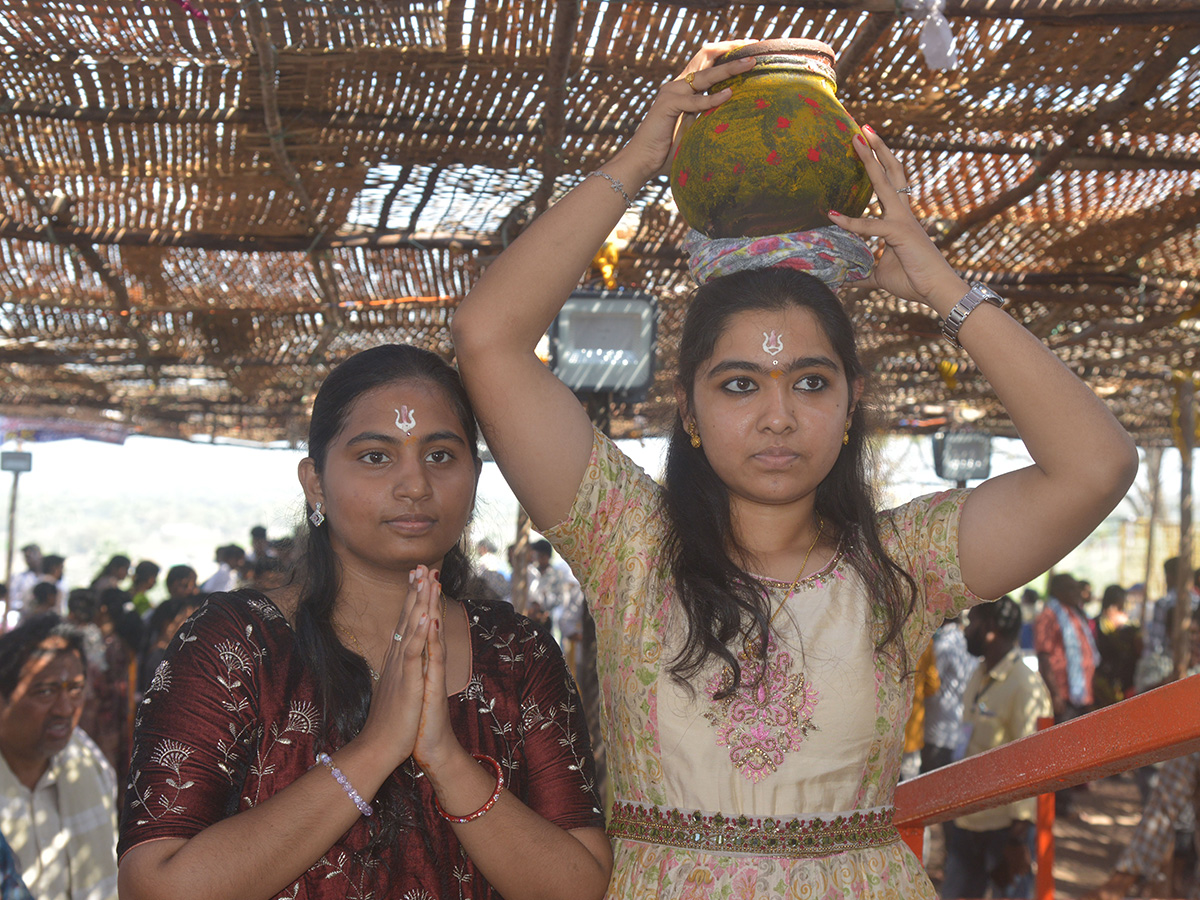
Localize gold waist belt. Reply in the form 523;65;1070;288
608;801;899;858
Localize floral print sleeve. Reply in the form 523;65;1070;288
878;489;987;654
119;593;291;856
542;427;664;629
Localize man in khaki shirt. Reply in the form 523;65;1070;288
942;595;1052;899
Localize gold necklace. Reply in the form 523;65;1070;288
335;622;379;682
758;515;824;642
337;590;452;682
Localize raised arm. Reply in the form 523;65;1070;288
452;45;755;528
832;130;1138;600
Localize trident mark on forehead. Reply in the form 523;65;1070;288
394;406;417;437
762;330;784;364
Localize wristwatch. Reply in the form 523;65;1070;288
941;282;1005;347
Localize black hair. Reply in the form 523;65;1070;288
663;267;918;697
973;595;1022;643
133;560;161;584
0;614;86;699
295;343;481;871
41;555;64;575
531;539;553;557
251;525;268;539
1100;584;1127;612
67;588;99;622
31;581;59;606
165;564;197;589
1048;572;1077;601
95;554;131;579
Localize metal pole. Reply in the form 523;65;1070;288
3;469;19;625
510;508;531;614
1035;716;1056;900
1172;376;1195;680
1141;446;1162;623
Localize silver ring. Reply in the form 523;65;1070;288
392;632;403;642
896;186;913;195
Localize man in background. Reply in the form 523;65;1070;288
0;615;118;900
5;546;41;629
943;597;1052;899
200;545;244;594
164;564;199;602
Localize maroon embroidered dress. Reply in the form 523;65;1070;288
119;590;603;900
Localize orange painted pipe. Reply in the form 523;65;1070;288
1035;716;1055;900
895;674;1200;827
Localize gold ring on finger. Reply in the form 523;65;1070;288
684;71;701;94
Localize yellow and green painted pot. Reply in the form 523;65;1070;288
670;39;872;238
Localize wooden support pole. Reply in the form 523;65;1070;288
1172;374;1195;680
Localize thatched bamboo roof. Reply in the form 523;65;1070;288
2;2;1198;445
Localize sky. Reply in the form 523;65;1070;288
0;430;1186;605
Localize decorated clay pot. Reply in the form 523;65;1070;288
670;39;872;238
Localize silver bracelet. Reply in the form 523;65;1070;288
586;170;634;209
315;751;373;817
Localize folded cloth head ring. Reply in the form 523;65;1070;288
682;226;874;290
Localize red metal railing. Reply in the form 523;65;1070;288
894;674;1200;899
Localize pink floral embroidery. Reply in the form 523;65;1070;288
704;632;820;782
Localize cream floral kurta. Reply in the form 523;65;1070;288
544;430;984;899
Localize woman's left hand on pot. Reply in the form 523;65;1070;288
829;126;968;316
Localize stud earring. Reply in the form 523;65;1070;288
688;422;702;449
843;421;851;446
309;502;325;527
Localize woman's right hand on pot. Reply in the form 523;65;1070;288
616;42;756;179
355;566;437;769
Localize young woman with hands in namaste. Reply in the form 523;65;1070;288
452;43;1137;898
117;345;612;900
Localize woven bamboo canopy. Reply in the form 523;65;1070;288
2;2;1198;446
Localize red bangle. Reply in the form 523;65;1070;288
434;754;505;824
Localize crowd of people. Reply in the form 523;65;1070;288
909;562;1200;899
0;39;1193;900
0;530;295;900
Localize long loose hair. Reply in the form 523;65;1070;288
662;268;917;696
293;344;480;862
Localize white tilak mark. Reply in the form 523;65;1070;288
763;330;784;357
394;406;416;434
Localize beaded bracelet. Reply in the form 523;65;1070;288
315;751;373;817
434;754;505;824
586;170;634;209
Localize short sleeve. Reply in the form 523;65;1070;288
542;427;665;623
119;595;266;858
514;620;605;831
879;489;987;650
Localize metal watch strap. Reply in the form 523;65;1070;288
941;282;1005;347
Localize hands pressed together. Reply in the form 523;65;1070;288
356;564;466;779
